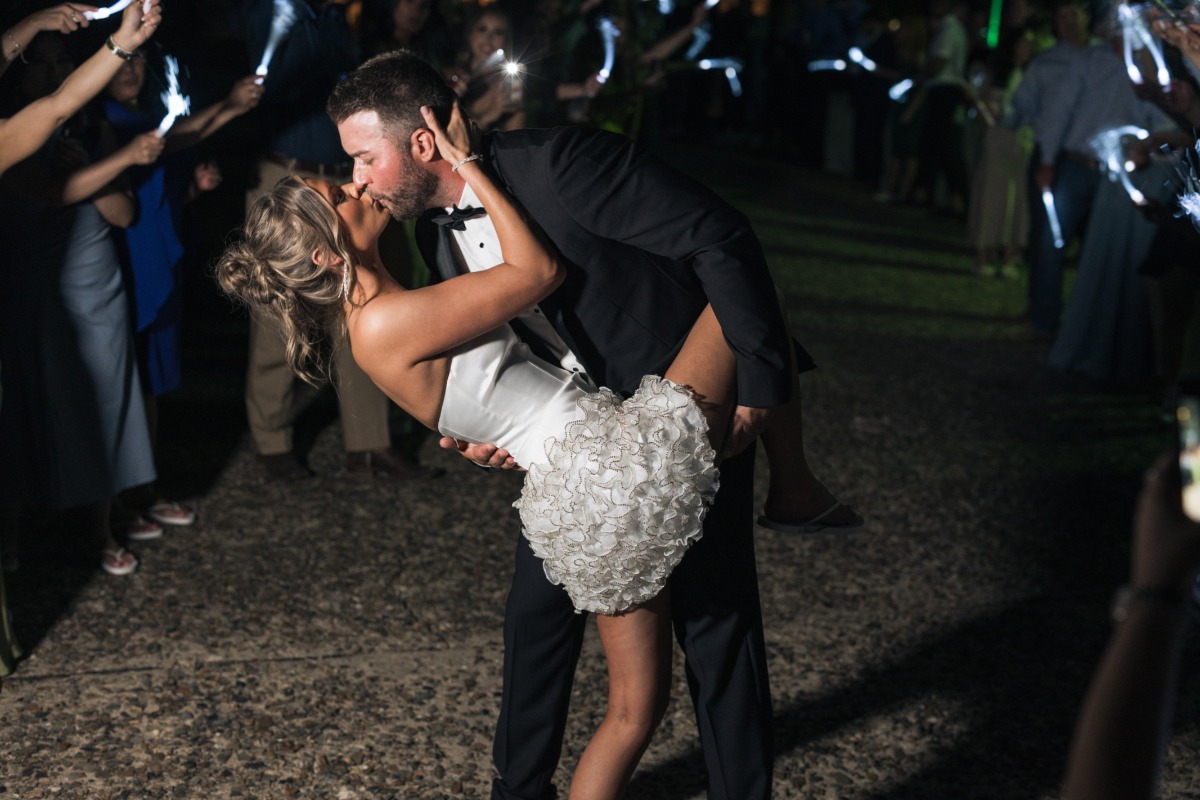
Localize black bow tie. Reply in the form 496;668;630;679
430;205;487;231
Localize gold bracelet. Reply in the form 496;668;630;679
105;35;135;61
4;31;27;65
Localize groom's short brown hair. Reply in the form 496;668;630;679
326;50;455;144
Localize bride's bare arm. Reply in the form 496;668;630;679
355;102;562;365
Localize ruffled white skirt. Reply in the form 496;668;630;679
514;375;719;614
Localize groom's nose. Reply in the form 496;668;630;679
352;162;371;187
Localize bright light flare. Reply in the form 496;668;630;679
848;47;877;71
596;17;620;84
1041;189;1065;249
808;59;847;72
1119;3;1171;88
255;0;298;79
83;0;133;21
685;23;712;60
888;78;913;101
1089;125;1151;205
154;55;190;137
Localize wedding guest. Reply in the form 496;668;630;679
443;7;526;132
1062;452;1200;800
103;50;263;538
241;0;438;482
0;0;161;174
0;0;162;687
0;4;166;578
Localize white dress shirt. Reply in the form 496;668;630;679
445;183;591;380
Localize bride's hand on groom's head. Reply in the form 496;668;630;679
438;436;523;471
420;103;473;166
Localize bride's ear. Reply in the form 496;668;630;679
311;247;344;269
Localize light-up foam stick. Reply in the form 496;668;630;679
1118;3;1170;88
1041;189;1065;249
848;47;877;72
697;57;744;97
83;0;133;21
888;78;913;101
255;0;298;82
659;0;674;14
154;55;190;137
808;59;847;72
1089;125;1151;204
685;23;712;61
597;17;621;84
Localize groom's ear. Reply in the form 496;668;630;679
411;127;437;163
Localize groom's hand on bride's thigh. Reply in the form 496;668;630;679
438;437;523;471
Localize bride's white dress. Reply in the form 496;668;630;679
437;325;719;614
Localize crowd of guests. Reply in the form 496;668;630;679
831;0;1200;406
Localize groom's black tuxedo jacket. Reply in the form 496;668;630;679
416;125;793;407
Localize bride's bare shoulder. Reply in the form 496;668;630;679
347;289;422;361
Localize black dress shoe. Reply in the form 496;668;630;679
345;448;444;481
258;452;315;481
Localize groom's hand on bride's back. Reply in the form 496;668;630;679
439;437;524;471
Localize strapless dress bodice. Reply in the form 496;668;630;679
436;324;596;469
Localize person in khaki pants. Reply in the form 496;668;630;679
241;0;438;482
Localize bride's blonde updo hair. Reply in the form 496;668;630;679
215;176;360;386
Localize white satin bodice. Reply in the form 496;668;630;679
436;324;596;469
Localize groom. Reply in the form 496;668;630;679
329;51;795;799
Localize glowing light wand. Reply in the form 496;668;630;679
83;0;133;21
808;59;847;72
597;17;621;84
1119;3;1170;88
1178;141;1200;229
255;0;298;82
848;47;877;72
154;55;190;137
1089;125;1151;204
698;57;743;96
685;23;712;61
888;78;913;101
1041;189;1065;249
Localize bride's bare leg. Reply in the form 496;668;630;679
568;593;672;800
662;304;737;449
666;301;859;527
570;307;734;798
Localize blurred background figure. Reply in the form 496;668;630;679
240;0;438;483
964;24;1041;279
444;6;526;132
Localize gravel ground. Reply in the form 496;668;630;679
3;146;1196;799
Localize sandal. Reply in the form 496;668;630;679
120;514;163;541
101;547;138;576
144;501;196;527
757;502;865;534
